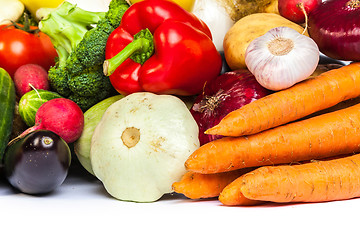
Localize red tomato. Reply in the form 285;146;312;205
0;24;58;78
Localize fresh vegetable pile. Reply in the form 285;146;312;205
1;0;360;207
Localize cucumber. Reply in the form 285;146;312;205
18;89;62;126
0;68;16;165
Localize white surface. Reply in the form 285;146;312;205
1;161;358;239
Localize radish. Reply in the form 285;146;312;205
278;0;321;24
19;98;84;143
13;64;49;97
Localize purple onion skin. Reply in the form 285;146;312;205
191;69;272;145
308;0;360;61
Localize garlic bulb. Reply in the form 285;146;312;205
245;26;319;91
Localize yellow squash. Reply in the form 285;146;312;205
129;0;195;11
19;0;64;17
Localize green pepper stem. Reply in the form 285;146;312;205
103;29;154;76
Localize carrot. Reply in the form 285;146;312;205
219;154;360;205
205;62;360;137
172;168;256;200
185;102;360;174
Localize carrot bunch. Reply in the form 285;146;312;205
172;62;360;206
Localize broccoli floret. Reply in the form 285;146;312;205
68;65;109;97
64;52;84;76
105;0;129;28
66;19;115;75
47;65;71;96
66;1;129;75
39;0;129;111
68;82;115;111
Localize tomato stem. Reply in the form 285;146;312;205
7;12;40;34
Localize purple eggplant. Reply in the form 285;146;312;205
4;130;71;195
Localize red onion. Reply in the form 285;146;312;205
190;69;272;145
308;0;360;61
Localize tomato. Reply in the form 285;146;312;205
0;24;58;78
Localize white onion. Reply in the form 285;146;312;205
245;26;320;91
0;0;24;24
191;0;234;51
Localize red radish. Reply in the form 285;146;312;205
19;98;84;143
278;0;321;24
14;64;49;97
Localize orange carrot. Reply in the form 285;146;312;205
219;154;360;205
185;102;360;174
206;62;360;137
172;168;256;200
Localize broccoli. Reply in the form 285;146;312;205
68;65;110;97
39;0;129;111
67;19;115;75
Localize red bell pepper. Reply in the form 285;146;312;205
103;0;222;96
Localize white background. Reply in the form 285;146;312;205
2;1;356;238
1;160;358;240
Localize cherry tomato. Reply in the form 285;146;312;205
0;24;58;78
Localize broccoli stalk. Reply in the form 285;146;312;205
39;0;129;111
39;1;105;67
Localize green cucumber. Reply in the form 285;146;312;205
18;89;62;126
0;68;16;165
74;94;123;175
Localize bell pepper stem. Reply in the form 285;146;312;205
103;29;154;76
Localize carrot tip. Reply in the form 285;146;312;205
204;126;217;135
184;161;192;171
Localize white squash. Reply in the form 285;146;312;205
90;92;200;202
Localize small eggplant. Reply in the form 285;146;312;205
4;130;71;195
